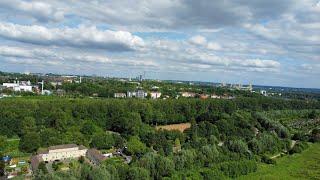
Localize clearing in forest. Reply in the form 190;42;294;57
155;123;191;132
238;143;320;180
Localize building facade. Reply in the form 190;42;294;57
2;81;33;92
180;92;196;98
114;93;126;98
41;144;87;162
127;90;147;98
150;92;162;99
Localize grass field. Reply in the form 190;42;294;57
238;143;320;180
155;123;191;132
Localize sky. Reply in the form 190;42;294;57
0;0;319;88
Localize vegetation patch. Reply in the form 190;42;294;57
239;143;320;180
155;123;191;132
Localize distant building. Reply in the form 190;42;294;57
31;144;87;171
150;92;162;99
138;75;143;82
50;81;63;87
42;90;52;95
240;84;253;92
260;90;267;96
199;94;209;99
41;144;87;162
2;81;33;92
114;93;126;98
180;92;196;98
136;90;146;98
86;149;107;166
210;94;220;99
127;90;147;99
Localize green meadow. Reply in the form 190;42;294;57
239;143;320;180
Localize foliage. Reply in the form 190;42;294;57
19;132;40;153
91;133;115;150
126;136;147;156
261;155;276;164
239;143;320;180
217;160;257;178
289;142;309;154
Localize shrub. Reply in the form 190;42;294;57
218;160;257;178
261;155;276;164
289;142;309;154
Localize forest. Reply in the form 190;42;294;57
0;96;320;179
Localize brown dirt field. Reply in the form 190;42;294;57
155;123;191;132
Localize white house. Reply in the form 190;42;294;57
127;90;147;99
150;92;162;99
210;94;221;99
114;93;126;98
31;144;88;171
41;144;87;162
260;90;267;96
180;92;196;98
2;81;33;92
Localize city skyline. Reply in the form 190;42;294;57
0;0;319;88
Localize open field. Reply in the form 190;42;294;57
238;143;320;180
155;123;191;132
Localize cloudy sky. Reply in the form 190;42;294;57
0;0;319;88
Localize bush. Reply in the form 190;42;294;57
289;142;309;154
309;129;320;143
292;132;307;141
201;168;227;180
261;155;276;164
218;160;257;178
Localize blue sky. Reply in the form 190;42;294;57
0;0;319;88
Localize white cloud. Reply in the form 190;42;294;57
207;42;222;51
0;46;160;70
0;0;64;22
189;35;207;46
0;46;110;63
0;22;145;52
189;35;222;51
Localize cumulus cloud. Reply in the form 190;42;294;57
33;0;291;30
207;42;222;51
189;35;222;51
189;35;207;46
0;46;110;63
0;22;145;52
0;46;159;70
0;0;64;22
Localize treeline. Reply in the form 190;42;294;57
60;80;137;97
0;97;320;137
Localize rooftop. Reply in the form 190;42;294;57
48;144;78;151
87;148;107;162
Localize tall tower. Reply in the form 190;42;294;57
41;80;44;95
249;83;253;91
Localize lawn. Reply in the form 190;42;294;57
238;143;320;180
2;139;30;158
